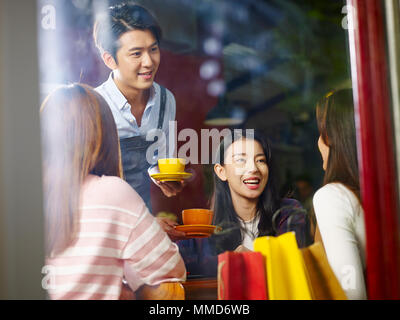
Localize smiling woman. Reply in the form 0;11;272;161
177;129;311;278
214;137;269;205
211;129;311;253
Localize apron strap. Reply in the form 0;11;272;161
157;85;166;130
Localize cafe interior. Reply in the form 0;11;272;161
0;0;400;300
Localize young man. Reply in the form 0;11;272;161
93;3;185;215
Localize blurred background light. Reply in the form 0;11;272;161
199;60;220;80
207;79;226;97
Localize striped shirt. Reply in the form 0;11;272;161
46;174;186;300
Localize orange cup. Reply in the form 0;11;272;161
182;209;213;225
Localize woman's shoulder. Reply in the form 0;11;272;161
276;198;308;247
313;183;362;222
281;197;302;208
279;198;303;213
84;174;133;192
276;198;305;224
82;175;147;212
313;183;359;207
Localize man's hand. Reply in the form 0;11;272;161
155;180;187;197
156;217;189;242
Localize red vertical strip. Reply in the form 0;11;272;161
348;0;400;299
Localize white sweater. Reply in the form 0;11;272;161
313;183;367;300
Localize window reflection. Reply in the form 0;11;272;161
38;0;353;282
38;0;350;208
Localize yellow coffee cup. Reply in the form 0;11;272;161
158;158;186;174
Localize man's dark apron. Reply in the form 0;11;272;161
119;86;166;212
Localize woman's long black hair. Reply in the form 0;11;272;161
211;129;282;253
316;88;360;202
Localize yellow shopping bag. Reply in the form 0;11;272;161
254;232;312;300
301;242;347;300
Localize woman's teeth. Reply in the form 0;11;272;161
243;179;260;184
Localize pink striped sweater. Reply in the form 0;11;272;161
46;174;186;299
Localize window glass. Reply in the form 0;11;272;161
38;0;351;213
38;0;357;280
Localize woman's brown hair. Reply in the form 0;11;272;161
40;84;122;256
316;88;361;201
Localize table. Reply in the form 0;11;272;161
120;278;218;300
182;278;218;300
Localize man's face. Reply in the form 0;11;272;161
113;29;160;91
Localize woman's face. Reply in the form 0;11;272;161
214;138;269;201
318;135;330;171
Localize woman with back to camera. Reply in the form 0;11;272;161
313;88;367;299
41;84;185;299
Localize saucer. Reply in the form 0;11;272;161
175;224;221;238
150;172;192;182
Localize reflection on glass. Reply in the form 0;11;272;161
37;0;353;284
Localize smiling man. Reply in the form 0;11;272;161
93;3;185;216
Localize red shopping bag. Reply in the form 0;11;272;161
217;251;268;300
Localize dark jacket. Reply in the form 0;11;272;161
178;198;311;278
